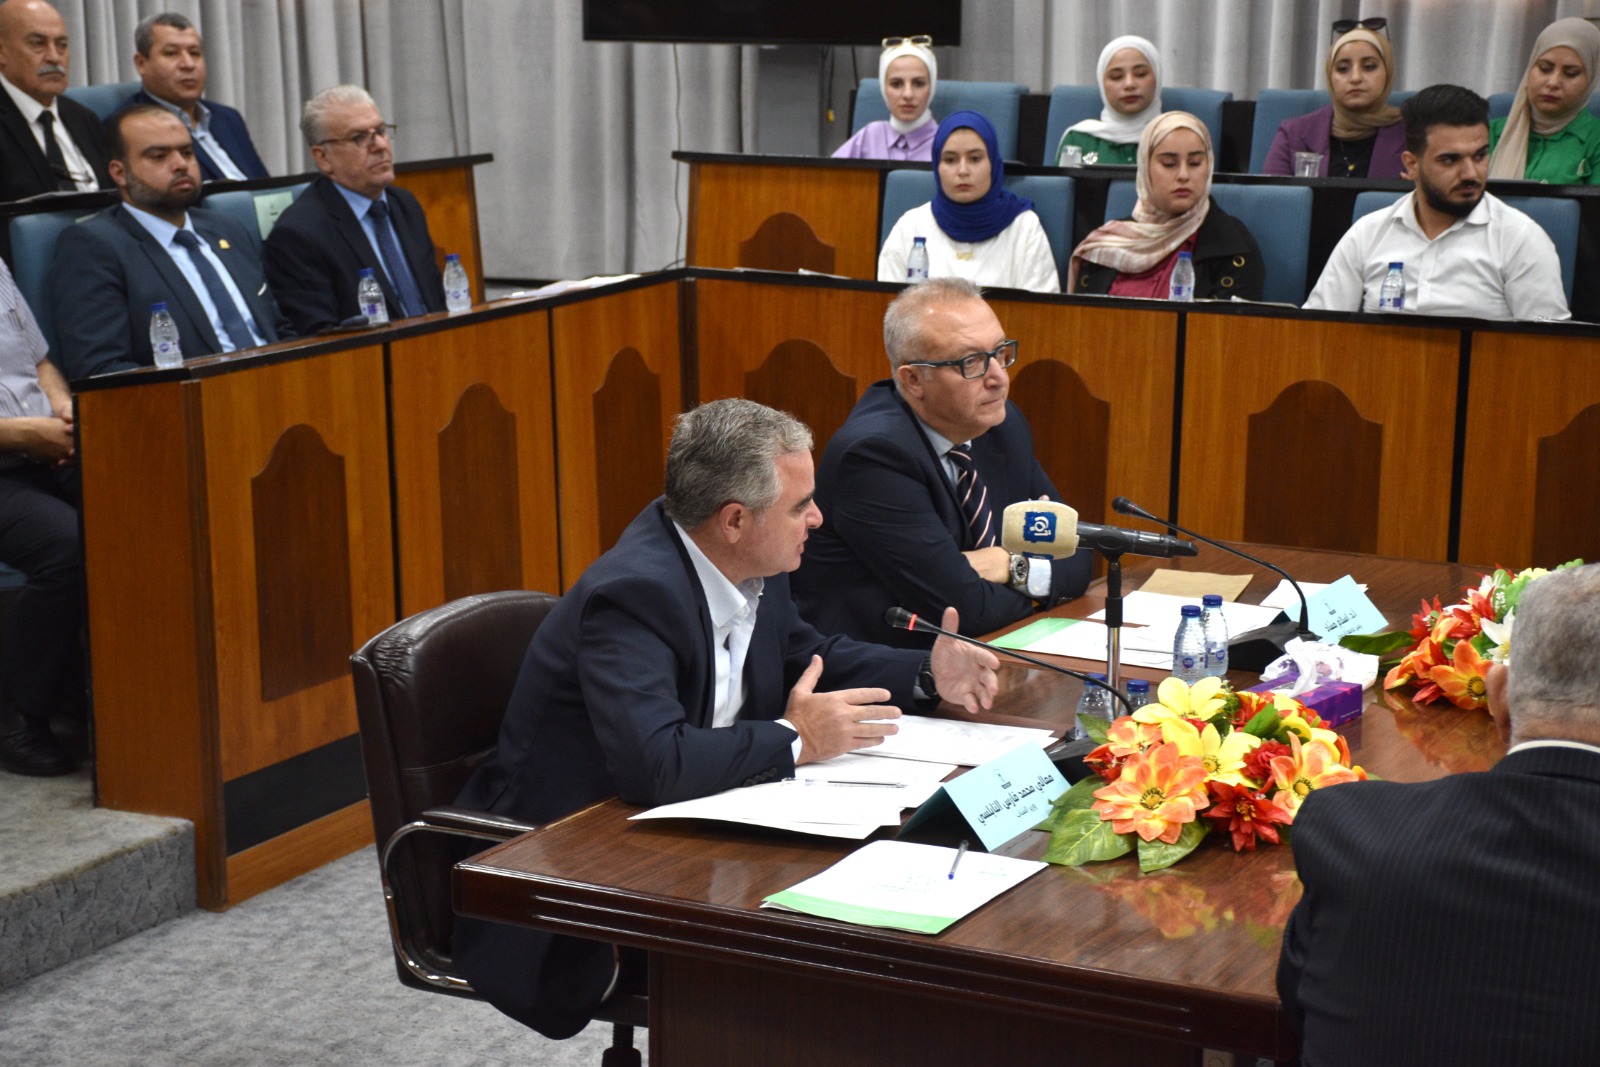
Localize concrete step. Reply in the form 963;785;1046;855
0;768;195;990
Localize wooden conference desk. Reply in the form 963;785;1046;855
454;543;1492;1066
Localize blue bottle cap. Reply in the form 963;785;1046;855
1387;262;1403;270
1127;679;1150;693
1180;604;1202;617
151;301;167;312
1087;672;1107;681
1202;594;1223;607
359;267;374;277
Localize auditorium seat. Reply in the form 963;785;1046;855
1248;89;1327;172
202;183;311;241
62;80;140;121
1352;189;1579;303
851;78;1029;159
1042;85;1231;165
9;207;96;356
1102;180;1313;304
879;170;1075;285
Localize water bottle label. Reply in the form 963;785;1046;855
1179;654;1198;669
364;301;387;321
1169;285;1193;301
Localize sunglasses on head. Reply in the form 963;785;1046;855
882;35;934;50
1332;17;1387;37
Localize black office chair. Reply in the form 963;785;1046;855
350;590;645;1065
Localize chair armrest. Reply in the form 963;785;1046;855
418;805;535;841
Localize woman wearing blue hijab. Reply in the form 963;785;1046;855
877;111;1061;293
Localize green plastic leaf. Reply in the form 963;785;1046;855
1042;809;1132;866
1034;777;1102;832
1241;708;1282;739
1338;630;1415;656
1080;714;1111;744
1136;819;1209;873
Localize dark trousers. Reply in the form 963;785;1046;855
0;462;81;725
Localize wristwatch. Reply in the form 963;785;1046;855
1009;552;1030;590
916;656;938;701
1009;553;1052;599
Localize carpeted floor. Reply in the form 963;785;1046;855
0;847;644;1066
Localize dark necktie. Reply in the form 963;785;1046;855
947;444;997;548
368;198;428;318
36;112;76;191
172;229;258;351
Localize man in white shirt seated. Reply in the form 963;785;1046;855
125;12;269;182
1303;84;1570;322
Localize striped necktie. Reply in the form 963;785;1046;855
947;444;997;548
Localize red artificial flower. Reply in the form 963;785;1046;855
1204;780;1293;851
1083;742;1125;783
1242;740;1292;783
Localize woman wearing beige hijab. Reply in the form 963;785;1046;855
1263;23;1406;178
1489;17;1600;184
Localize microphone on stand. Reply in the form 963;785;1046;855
1110;496;1313;672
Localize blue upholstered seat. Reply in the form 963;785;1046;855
62;80;141;120
852;79;1029;160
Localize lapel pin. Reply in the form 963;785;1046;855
218;239;231;250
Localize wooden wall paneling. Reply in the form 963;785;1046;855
389;310;560;614
392;163;484;303
987;300;1180;528
552;282;683;585
1459;332;1600;568
1180;314;1458;561
687;161;884;278
79;380;225;901
196;347;393;784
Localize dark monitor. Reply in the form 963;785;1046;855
583;0;961;47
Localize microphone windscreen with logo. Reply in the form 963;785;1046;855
1000;500;1081;559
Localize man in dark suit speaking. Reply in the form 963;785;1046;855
453;398;1000;1039
125;12;269;182
49;104;291;379
264;85;444;334
793;277;1092;648
0;0;109;199
1279;561;1600;1064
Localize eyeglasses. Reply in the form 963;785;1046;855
1331;17;1387;37
907;339;1018;379
316;123;396;150
882;35;933;50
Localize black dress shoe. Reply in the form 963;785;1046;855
0;717;77;777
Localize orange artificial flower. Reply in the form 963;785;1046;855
1427;637;1492;710
1268;735;1359;816
1092;742;1210;844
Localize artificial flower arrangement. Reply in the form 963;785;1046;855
1037;677;1362;874
1342;561;1583;711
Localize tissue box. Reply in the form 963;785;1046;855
1246;675;1365;727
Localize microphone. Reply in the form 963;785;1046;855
1001;500;1197;560
885;606;1132;716
1110;496;1313;672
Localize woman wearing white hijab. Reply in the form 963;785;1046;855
1055;35;1162;166
1489;17;1600;184
833;36;939;161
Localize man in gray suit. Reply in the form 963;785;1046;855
1279;561;1600;1063
48;103;291;379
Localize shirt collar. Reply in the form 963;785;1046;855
912;412;970;460
0;71;55;125
1507;738;1600;758
334;181;388;221
120;201;195;248
143;90;212;130
1394;188;1492;239
672;521;763;631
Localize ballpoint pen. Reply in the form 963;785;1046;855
948;839;968;880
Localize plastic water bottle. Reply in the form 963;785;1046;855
906;237;930;282
1201;593;1230;678
149;302;182;368
358;267;389;325
1378;262;1405;311
443;253;471;314
1168;251;1195;302
1125;678;1152;712
1075;673;1115;738
1172;604;1206;683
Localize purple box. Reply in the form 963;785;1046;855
1246;675;1365;727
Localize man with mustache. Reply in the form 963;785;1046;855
264;85;446;334
0;0;109;199
47;104;291;379
1304;84;1569;321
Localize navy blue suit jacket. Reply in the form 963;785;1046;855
0;89;110;201
793;380;1093;648
1279;745;1600;1064
262;175;444;335
127;90;269;181
49;203;292;380
453;499;926;1038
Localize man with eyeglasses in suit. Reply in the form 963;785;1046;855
793;277;1093;649
0;0;110;201
263;85;445;335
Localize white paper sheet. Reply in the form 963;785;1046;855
854;715;1055;766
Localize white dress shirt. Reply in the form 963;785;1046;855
121;203;266;351
1303;190;1570;322
0;71;97;191
878;202;1061;294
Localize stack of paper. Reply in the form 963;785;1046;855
857;715;1055;765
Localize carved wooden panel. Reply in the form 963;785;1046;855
744;339;859;455
688;160;883;278
738;213;836;274
594;347;665;553
1533;403;1600;567
1243;381;1382;554
439;382;523;601
1010;360;1111;525
252;424;354;702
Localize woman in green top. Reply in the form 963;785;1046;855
1056;35;1161;166
1489;17;1600;185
